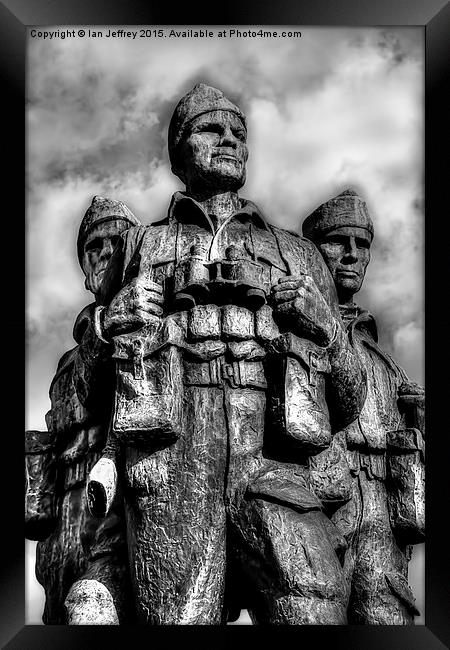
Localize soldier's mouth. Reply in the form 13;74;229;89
212;153;240;162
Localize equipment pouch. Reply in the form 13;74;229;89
112;319;184;447
309;430;352;511
265;333;331;457
25;429;57;541
386;427;425;544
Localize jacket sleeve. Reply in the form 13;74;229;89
75;226;148;409
304;239;367;432
73;320;115;413
356;320;425;436
98;225;147;305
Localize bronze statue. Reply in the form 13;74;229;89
86;84;367;624
26;84;424;627
302;189;425;624
25;197;140;624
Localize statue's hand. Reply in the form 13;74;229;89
103;278;164;338
271;274;337;347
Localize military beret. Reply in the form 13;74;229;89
302;189;374;242
168;83;247;171
77;195;140;264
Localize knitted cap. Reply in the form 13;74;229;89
168;83;247;170
302;189;374;242
77;196;140;263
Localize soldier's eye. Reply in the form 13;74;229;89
195;123;222;135
326;236;346;245
232;128;246;141
85;238;102;252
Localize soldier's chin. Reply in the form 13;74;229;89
85;275;102;296
337;277;361;293
204;166;246;191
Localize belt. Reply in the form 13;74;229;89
347;448;386;481
184;356;267;389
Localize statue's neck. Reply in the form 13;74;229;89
187;189;241;228
337;290;357;308
338;300;360;324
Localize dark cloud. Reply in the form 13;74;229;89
375;29;424;66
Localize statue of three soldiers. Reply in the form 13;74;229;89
25;83;425;626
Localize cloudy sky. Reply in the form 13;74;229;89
25;26;424;624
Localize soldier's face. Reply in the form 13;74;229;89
317;226;371;300
178;110;248;193
82;219;128;295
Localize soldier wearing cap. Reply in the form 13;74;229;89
88;84;368;624
302;189;425;624
26;197;140;624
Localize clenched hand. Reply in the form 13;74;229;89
271;274;337;347
103;278;164;338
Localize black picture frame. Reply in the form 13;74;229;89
3;0;449;647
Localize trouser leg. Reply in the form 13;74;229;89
231;497;349;624
36;486;87;624
223;384;347;624
124;386;228;624
64;503;132;624
221;385;266;623
346;472;416;625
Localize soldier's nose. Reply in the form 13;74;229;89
344;252;358;263
343;238;358;262
99;240;114;260
219;127;237;147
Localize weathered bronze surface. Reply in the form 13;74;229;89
25;197;140;624
26;86;424;626
303;189;425;624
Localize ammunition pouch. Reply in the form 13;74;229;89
265;333;331;457
25;430;57;541
309;431;352;511
183;304;266;388
386;428;425;544
397;389;425;435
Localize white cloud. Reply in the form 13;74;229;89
391;320;425;384
26;541;45;624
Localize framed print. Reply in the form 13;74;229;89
1;0;449;647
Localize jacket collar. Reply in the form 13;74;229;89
73;303;96;344
339;303;379;343
167;191;270;233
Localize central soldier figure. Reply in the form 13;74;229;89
89;84;366;624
